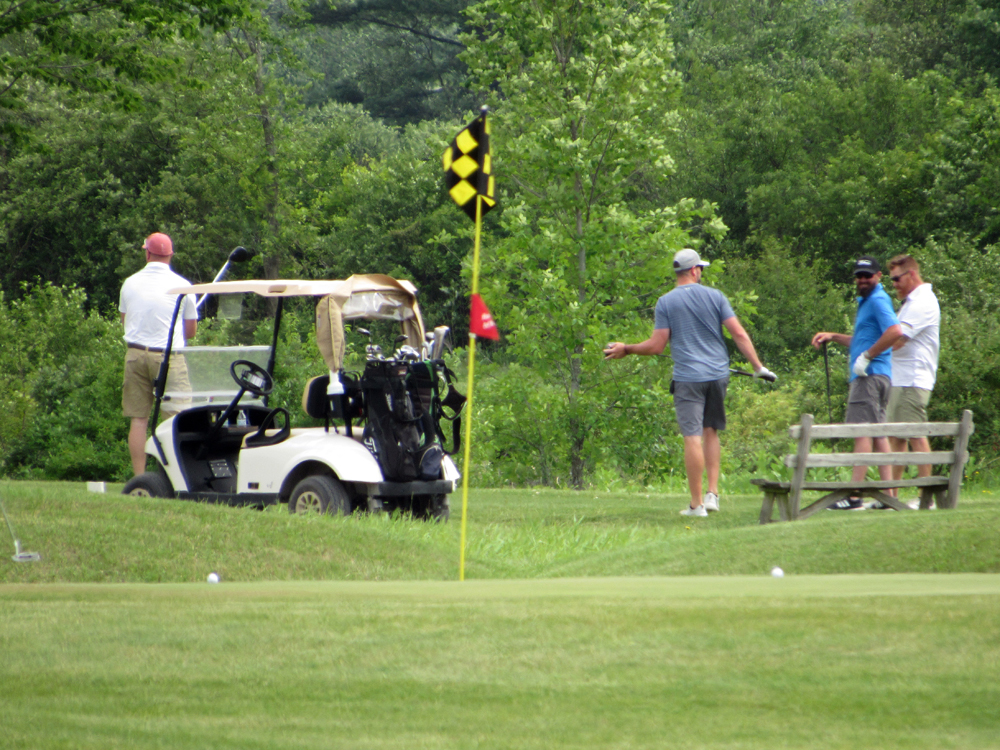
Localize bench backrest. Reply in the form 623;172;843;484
784;410;974;508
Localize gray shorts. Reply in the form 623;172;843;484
887;386;931;424
845;374;891;424
673;378;728;437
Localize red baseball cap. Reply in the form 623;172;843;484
143;232;173;257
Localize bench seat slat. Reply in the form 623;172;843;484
789;422;967;440
785;451;956;468
752;476;948;491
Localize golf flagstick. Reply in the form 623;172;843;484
458;197;484;582
443;107;497;582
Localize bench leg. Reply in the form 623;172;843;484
798;489;852;520
919;487;935;510
862;489;911;511
760;492;794;523
776;494;791;521
935;487;949;509
759;493;775;524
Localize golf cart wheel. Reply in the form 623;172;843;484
122;471;174;498
288;475;351;516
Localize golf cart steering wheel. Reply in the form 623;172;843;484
230;360;274;397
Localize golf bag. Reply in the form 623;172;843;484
360;361;444;481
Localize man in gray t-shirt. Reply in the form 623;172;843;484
605;248;774;517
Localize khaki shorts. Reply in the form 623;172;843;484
845;374;891;424
122;349;192;418
887;386;931;424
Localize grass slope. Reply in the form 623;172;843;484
1;481;998;583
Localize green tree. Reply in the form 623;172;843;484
0;0;250;145
463;0;729;487
305;0;476;124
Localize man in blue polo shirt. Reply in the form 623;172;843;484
812;256;902;510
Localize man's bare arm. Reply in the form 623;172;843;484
812;331;851;349
604;328;670;359
723;316;764;371
864;323;902;358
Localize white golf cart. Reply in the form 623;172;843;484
122;275;465;520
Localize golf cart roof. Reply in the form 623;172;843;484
168;274;419;300
170;274;426;373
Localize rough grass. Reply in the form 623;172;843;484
1;481;998;583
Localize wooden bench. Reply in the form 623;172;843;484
753;410;974;523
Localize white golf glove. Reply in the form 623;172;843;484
753;366;776;382
853;352;871;378
326;371;345;396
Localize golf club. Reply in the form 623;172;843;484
823;341;833;423
1;494;40;563
196;246;253;310
729;367;777;383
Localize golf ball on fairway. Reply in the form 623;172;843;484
771;567;784;578
207;572;220;584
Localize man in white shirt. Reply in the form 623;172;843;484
885;254;940;495
119;233;198;476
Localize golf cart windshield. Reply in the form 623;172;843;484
161;345;271;409
166;274;426;386
341;291;417;322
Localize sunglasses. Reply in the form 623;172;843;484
854;272;874;279
890;270;911;283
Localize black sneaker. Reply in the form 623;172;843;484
828;498;865;511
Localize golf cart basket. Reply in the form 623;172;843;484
313;275;466;481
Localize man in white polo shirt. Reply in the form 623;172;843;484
883;254;940;503
119;232;198;476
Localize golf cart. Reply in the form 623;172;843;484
122;275;465;520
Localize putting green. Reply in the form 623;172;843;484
4;572;999;600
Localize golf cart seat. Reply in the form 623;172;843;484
302;374;364;439
242;407;291;448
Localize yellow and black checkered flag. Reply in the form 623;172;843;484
443;109;496;222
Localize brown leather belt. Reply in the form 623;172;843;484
127;342;165;353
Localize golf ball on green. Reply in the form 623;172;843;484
770;567;784;578
207;572;220;584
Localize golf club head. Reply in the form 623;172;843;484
729;367;776;383
12;540;40;563
228;246;252;263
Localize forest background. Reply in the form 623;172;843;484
0;0;997;489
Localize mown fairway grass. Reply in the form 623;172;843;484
1;480;999;748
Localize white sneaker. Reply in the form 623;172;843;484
703;492;720;512
680;504;708;517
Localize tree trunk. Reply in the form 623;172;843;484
246;33;281;282
569;204;587;489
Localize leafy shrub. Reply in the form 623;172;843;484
0;284;130;480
